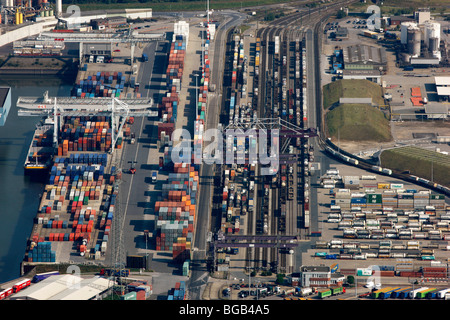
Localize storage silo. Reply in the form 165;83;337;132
401;22;417;44
424;21;440;52
55;0;62;17
407;26;421;57
429;37;439;52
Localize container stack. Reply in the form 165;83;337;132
59;116;112;153
25;115;117;263
366;193;383;209
335;191;351;209
414;192;430;209
154;164;198;262
398;192;414;209
429;193;445;209
126;281;152;300
168;281;186;300
382;190;397;209
27;241;55;262
160;31;188;124
72;72;126;98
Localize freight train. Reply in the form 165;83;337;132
322;141;450;198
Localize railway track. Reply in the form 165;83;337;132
246;0;356;274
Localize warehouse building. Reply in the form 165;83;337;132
83;43;113;57
389;16;415;26
342;69;382;84
435;76;450;102
335;27;349;39
9;274;114;300
91;16;127;30
343;45;387;72
424;104;449;119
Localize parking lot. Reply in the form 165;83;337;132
300;162;450;272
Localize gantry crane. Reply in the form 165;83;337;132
16;91;157;153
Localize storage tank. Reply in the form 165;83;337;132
429;37;439;52
407;27;421;57
424;22;440;45
401;22;417;44
56;0;62;17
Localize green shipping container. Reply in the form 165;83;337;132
318;289;331;299
331;287;344;295
120;291;137;300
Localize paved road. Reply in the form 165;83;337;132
105;40;169;269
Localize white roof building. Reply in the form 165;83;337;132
10;275;114;300
435;76;450;101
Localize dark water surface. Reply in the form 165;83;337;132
0;76;73;283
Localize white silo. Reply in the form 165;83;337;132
401;22;417;45
56;0;62;17
424;21;440;52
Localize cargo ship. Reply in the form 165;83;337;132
24;118;55;173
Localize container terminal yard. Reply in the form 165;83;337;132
0;0;449;303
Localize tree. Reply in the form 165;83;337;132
347;275;355;286
275;273;285;285
336;9;347;19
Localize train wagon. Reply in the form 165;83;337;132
12;279;31;293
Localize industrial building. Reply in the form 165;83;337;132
342;69;382;84
435;76;450;102
297;265;345;288
415;8;431;25
424;104;449;119
82;42;113;58
91;16;128;30
0;87;11;126
334;27;348;40
342;45;387;71
399;20;443;66
9;274;114;300
389;16;415;27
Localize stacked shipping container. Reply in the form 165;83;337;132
154;163;198;261
160;33;187;123
59;116;114;154
72;71;127;98
26;116;117;262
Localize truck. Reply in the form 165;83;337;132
298;287;314;297
32;271;60;283
152;171;157;183
318;286;345;299
142;53;148;62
